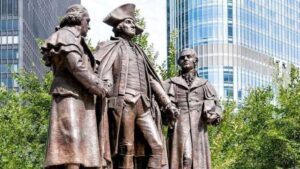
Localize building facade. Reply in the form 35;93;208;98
167;0;300;100
0;0;80;89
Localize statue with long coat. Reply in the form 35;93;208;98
163;48;223;169
41;5;108;169
94;4;179;169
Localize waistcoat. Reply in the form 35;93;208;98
125;42;148;101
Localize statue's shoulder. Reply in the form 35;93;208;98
168;76;186;86
96;40;117;47
162;76;181;91
190;77;208;89
195;77;208;85
162;78;172;88
163;78;172;84
170;76;181;82
44;27;81;48
161;78;171;92
41;27;83;67
96;37;123;48
94;38;122;62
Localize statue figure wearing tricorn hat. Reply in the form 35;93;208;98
94;3;179;169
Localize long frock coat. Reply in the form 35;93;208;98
41;26;106;168
94;37;170;169
163;76;222;169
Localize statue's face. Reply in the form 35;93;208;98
80;12;90;37
119;18;136;38
178;54;196;71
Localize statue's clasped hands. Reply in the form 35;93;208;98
164;103;180;128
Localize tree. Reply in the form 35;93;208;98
2;6;299;169
159;30;178;80
133;9;160;69
209;66;300;168
0;71;52;168
0;34;97;168
132;9;179;80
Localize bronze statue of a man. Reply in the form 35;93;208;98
41;4;108;169
94;3;179;169
163;48;223;169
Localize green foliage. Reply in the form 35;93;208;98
0;71;52;168
155;29;178;80
1;7;299;169
133;9;159;70
86;38;96;53
209;66;300;168
209;100;241;168
132;9;178;80
35;38;45;48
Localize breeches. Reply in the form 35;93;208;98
118;98;163;169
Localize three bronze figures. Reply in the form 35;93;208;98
42;3;222;169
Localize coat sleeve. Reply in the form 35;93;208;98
65;52;109;97
101;66;113;97
203;82;223;122
94;41;120;97
150;75;172;108
162;79;177;104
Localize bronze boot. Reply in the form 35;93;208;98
118;155;134;169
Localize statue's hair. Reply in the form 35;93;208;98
112;22;123;37
59;4;88;28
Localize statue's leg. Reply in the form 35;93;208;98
118;103;136;169
136;100;163;169
183;133;192;169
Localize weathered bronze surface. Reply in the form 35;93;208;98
41;4;108;169
163;48;223;169
94;3;179;169
42;3;222;169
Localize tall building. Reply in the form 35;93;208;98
0;0;80;89
167;0;300;100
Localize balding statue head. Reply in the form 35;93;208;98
178;48;198;72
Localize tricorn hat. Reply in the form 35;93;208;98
103;3;144;35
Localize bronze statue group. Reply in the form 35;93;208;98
41;3;223;169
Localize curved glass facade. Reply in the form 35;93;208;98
167;0;300;100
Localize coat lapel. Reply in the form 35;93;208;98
170;76;207;90
118;42;129;96
190;77;207;89
170;76;189;89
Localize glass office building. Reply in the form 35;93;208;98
167;0;300;100
0;0;80;89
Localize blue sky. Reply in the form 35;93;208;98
82;0;167;64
